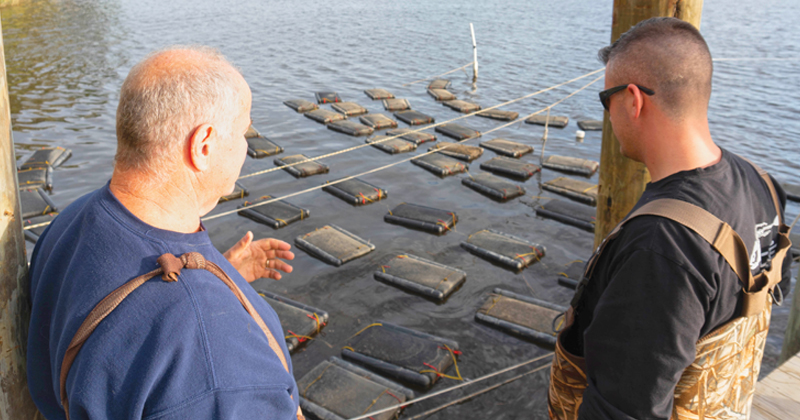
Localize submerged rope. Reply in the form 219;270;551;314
202;74;604;223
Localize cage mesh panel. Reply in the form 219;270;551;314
359;114;398;130
427;79;451;90
463;173;525;200
525;115;569;128
323;178;387;204
315;92;341;104
476;109;519;121
542;177;598;206
364;89;395;100
478;294;560;334
366;136;417;154
382;98;410;111
331;102;368;117
577;120;603;131
17;167;51;189
218;183;248;203
427;89;456;101
394;110;435;126
328;120;374;136
480;157;541;179
782;183;800;202
381;255;464;296
429;142;483;161
466;230;544;266
21;147;71;169
347;326;453;381
298;362;400;420
435;123;480;140
261;296;317;338
20;188;56;219
542;155;599;176
298;226;373;264
412;154;468;177
387;128;436;144
238;197;309;228
305;109;346;124
480;139;532;157
275;154;329;177
443;100;481;113
246;136;284;158
537;199;596;231
283;99;319;113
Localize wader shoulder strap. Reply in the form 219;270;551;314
59;252;303;420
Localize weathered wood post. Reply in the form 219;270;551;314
594;0;704;248
0;18;40;419
779;269;800;364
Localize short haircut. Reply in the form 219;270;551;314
115;46;242;175
598;17;713;119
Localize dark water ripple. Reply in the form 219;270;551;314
3;0;799;417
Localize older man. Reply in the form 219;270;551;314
28;47;302;419
548;18;791;420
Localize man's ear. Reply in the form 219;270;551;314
188;123;214;171
627;84;644;119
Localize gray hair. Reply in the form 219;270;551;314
598;17;713;120
114;46;243;177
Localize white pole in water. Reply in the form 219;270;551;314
470;23;478;84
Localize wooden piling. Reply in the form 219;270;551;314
594;0;704;248
0;19;40;419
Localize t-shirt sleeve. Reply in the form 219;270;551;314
578;250;708;420
142;386;298;420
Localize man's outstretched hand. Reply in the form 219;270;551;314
224;231;295;282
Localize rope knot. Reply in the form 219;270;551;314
181;252;207;270
156;254;183;282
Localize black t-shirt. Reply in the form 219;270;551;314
566;148;791;420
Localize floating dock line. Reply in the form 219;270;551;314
23;71;604;231
347;352;554;420
237;68;605;181
202;74;604;222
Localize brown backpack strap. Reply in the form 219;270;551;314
59;252;303;420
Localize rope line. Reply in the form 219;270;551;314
347;352;555;420
401;62;474;87
22;70;604;231
202;74;604;223
236;67;605;180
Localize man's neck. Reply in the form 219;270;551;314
109;170;203;234
642;119;721;182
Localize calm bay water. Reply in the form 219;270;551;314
4;0;799;418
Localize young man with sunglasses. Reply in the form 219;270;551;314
548;17;792;420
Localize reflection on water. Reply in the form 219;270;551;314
3;0;799;417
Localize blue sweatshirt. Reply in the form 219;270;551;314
28;183;300;420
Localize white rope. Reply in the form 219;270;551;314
237;67;605;180
23;69;605;231
347;352;554;420
401;62;474;87
202;74;605;222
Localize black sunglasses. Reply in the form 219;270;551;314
599;84;655;111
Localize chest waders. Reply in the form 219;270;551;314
58;252;305;420
548;161;792;420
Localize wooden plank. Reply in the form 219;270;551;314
751;353;800;420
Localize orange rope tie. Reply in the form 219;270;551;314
342;346;355;352
274;218;288;227
436;219;452;232
306;313;325;334
348;323;383;340
358;192;374;205
286;330;314;343
420;344;463;381
381;265;390;273
373;187;384;201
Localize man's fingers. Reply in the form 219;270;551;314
268;250;295;261
234;231;254;253
268;259;293;274
253;238;292;252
